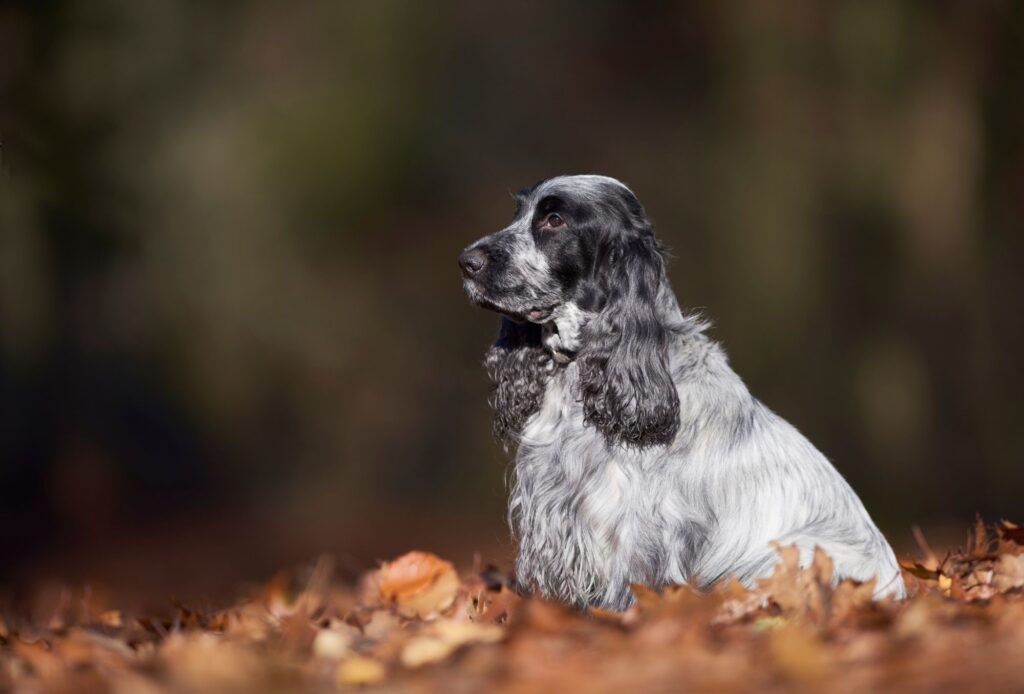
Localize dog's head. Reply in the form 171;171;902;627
461;175;681;448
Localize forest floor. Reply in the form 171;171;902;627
2;518;1023;693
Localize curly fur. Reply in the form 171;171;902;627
460;175;906;609
484;319;550;444
578;235;680;447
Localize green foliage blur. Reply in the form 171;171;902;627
1;1;1022;596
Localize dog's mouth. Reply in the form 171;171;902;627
524;307;553;322
482;299;556;323
463;281;557;323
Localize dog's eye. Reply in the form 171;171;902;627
542;213;565;229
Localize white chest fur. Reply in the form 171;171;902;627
512;364;674;608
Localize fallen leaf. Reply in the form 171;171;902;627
378;551;460;619
993;554;1024;592
363;609;401;641
433;619;504;647
6;519;1024;693
313;628;352;660
335;656;386;686
401;636;453;668
769;624;828;683
902;562;940;580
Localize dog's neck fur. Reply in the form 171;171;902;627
541;302;589;365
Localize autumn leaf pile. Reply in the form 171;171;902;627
4;520;1024;693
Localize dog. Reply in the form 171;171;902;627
459;175;905;609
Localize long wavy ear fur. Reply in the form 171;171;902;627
578;234;680;448
485;318;551;444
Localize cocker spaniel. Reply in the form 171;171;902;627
459;174;905;610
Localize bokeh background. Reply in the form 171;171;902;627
1;1;1022;605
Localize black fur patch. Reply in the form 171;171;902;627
484;318;551;444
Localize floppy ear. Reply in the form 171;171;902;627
578;234;680;448
484;317;551;445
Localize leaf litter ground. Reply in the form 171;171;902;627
3;518;1024;692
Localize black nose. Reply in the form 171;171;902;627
459;248;487;277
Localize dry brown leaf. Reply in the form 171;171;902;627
162;632;265;691
401;636;454;668
769;624;828;683
312;628;353;660
362;609;401;641
997;520;1024;554
378;551;460;619
335;656;386;686
98;610;123;628
993;554;1024;592
478;586;519;624
518;599;576;633
629;583;663;612
757;544;832;623
399;620;503;668
829;578;881;629
279;610;318;652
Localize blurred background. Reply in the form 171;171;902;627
1;1;1022;606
